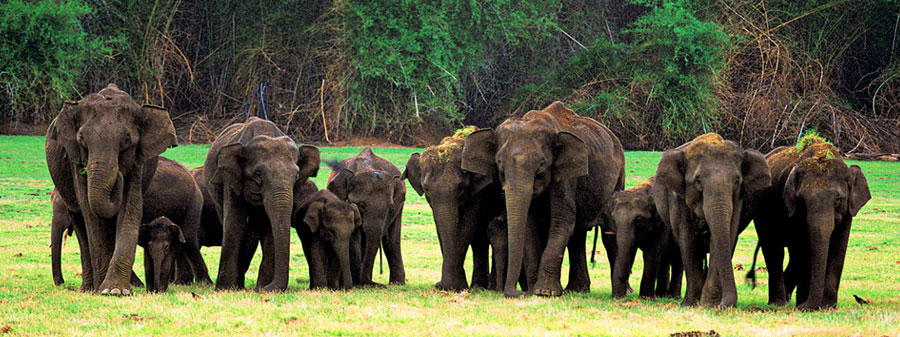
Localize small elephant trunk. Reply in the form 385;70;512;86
335;240;354;289
86;163;124;219
611;219;635;298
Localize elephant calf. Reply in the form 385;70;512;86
750;136;870;310
606;178;682;299
138;217;186;293
293;187;363;289
327;148;406;286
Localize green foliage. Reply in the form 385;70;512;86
625;0;729;140
795;129;831;152
0;0;111;122
343;0;556;131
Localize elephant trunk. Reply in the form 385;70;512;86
263;186;294;291
702;188;738;306
502;171;534;297
611;219;634;298
434;201;467;291
152;249;174;293
803;210;834;309
335;240;354;289
86;161;124;219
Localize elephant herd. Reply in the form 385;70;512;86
45;85;871;311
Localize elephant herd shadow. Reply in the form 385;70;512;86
46;86;871;312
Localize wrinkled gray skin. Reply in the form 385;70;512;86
403;146;503;291
205;117;320;292
327;148;406;286
190;167;223;249
462;101;625;297
750;142;870;310
605;179;682;299
651;133;771;307
293;186;363;289
45;83;176;295
138;217;186;293
486;215;534;292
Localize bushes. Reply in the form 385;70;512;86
0;0;110;123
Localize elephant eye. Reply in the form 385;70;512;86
694;179;703;191
834;196;844;207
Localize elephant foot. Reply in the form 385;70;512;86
357;281;387;289
532;279;564;297
100;277;134;296
796;301;822;311
389;279;406;286
173;277;193;285
504;289;525;298
626;285;636;294
130;274;144;288
196;276;213;286
259;283;286;293
564;283;590;293
435;281;467;292
680;298;698;307
768;299;787;306
79;283;94;293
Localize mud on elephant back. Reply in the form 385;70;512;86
204;117;320;292
461;101;626;298
651;133;771;308
748;137;870;310
45;83;177;296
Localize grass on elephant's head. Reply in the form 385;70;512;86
1;135;899;336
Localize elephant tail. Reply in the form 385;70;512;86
745;241;761;289
590;226;599;265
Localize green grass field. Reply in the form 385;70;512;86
0;135;898;336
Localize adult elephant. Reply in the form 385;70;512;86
651;133;771;307
327;148;406;286
190;166;223;248
204;117;320;292
403;128;506;291
52;157;210;289
462;101;626;297
750;137;870;310
45;83;176;295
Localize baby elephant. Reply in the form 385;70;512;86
294;188;363;289
138;217;186;293
606;178;682;298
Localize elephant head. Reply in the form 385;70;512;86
461;102;589;297
138;216;185;293
655;133;771;306
780;142;870;309
329;167;402;245
300;194;362;289
46;83;176;219
402;133;495;291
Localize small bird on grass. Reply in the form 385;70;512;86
852;294;869;305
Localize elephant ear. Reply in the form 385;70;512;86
782;165;801;217
327;170;351;200
847;165;871;217
137;104;176;164
656;149;686;196
213;143;244;193
402;153;425;196
552;131;589;182
461;129;496;183
138;222;152;247
303;200;325;233
45;107;80;210
390;174;404;207
741;149;772;199
166;221;187;244
351;203;362;228
298;145;320;179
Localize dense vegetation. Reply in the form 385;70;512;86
1;0;898;151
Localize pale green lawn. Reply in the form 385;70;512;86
0;135;898;336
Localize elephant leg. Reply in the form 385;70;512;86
522;214;541;292
640;245;661;298
173;250;193;285
382;213;406;285
256;227;276;291
99;171;144;295
655;251;670;298
674;231;704;305
699;241;724;307
823;218;852;308
532;187;575;297
604;232;634;294
666;243;683;299
565;229;591;293
216;189;247;291
144;249;157;292
236;234;259;290
760;242;787;306
471;233;490;289
51;207;72;285
182;239;212;285
350;230;363;286
71;217;95;292
359;225;383;286
130;270;144;288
